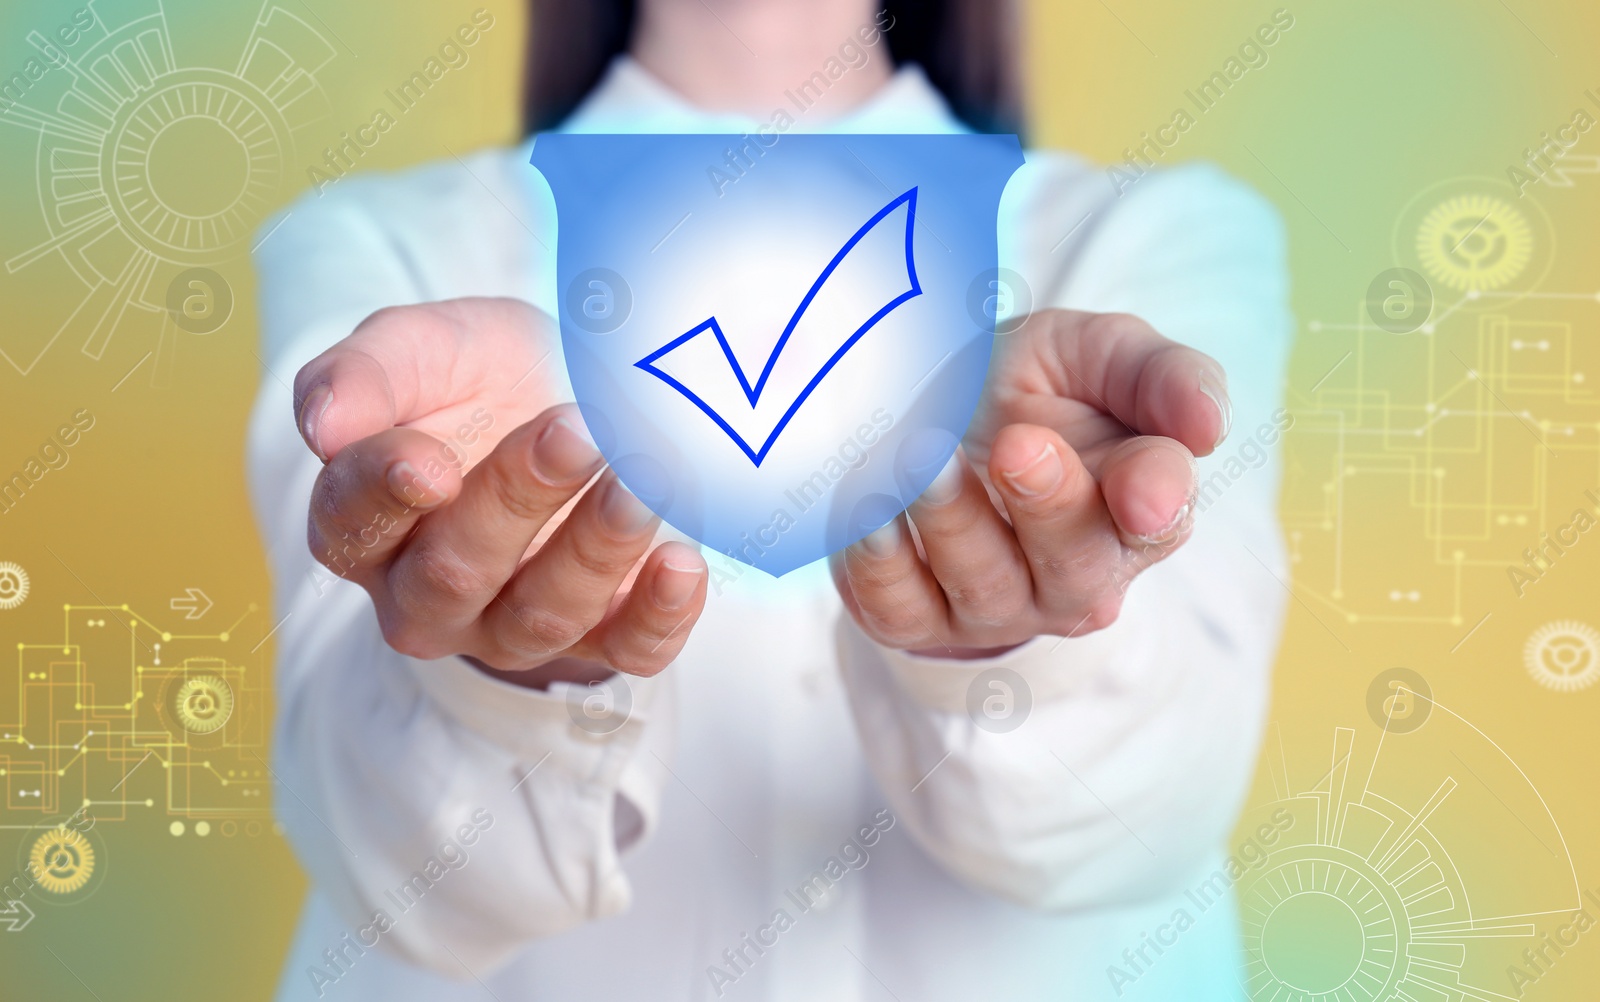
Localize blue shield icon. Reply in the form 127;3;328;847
532;134;1023;575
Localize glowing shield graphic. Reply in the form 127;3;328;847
532;134;1023;575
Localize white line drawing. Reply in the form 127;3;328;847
1522;620;1600;692
1237;699;1579;1001
1538;153;1600;190
0;0;334;379
0;563;29;611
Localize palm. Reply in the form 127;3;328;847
828;308;1229;655
378;299;565;466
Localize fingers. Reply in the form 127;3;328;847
986;423;1123;622
478;471;661;663
837;513;949;648
293;298;551;461
903;447;1032;630
296;341;392;462
307;427;462;579
1030;311;1231;457
1096;435;1198;550
841;415;1203;649
579;542;709;675
385;405;603;631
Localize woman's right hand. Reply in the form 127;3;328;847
293;297;709;685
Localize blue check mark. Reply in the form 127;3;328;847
636;187;920;467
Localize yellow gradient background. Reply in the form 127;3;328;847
0;0;1595;998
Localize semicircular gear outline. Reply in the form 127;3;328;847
0;2;336;377
1235;711;1579;1002
1242;843;1407;998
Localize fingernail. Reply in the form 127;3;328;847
655;557;704;610
1199;369;1232;449
1126;457;1198;544
858;519;902;557
1127;499;1194;547
600;477;657;535
533;417;601;484
386;461;445;509
299;385;332;461
1001;442;1063;497
919;453;965;505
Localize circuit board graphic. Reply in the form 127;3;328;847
2;598;275;908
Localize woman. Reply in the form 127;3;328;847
248;0;1291;998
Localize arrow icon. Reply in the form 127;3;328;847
0;899;34;932
169;588;213;620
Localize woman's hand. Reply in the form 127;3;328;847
831;309;1229;658
294;297;709;685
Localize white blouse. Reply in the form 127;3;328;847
249;57;1290;1002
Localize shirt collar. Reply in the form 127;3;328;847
554;55;969;136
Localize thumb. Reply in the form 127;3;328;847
293;297;551;462
295;343;398;462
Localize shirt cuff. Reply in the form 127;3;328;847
404;655;663;823
859;594;1158;714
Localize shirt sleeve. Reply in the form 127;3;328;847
836;163;1293;910
245;181;671;975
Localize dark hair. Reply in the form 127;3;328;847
521;0;1023;136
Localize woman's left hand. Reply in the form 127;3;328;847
831;309;1231;657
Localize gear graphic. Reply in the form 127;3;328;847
1237;722;1578;1002
0;562;28;610
1242;846;1405;999
1415;194;1533;291
28;827;95;894
0;3;335;377
1523;621;1600;692
174;675;234;733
